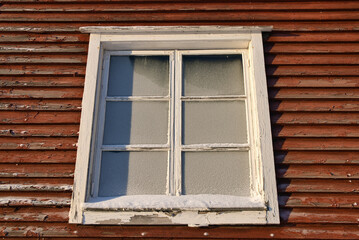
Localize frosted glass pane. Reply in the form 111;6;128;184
183;55;244;96
103;101;168;144
107;56;169;96
182;152;250;196
182;101;247;144
99;151;168;196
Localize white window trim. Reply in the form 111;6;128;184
70;26;279;226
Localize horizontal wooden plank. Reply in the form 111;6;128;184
0;33;88;43
269;88;359;99
271;112;359;124
0;207;69;222
275;151;359;164
271;100;359;112
274;138;359;150
0;43;87;53
2;11;359;22
1;223;359;239
0;99;82;111
280;208;359;224
267;65;359;76
0;124;79;137
276;165;359;179
0;196;70;207
279;193;359;208
0;183;72;192
266;32;359;42
0;163;74;178
265;43;359;53
277;179;359;193
0;151;76;163
0;65;85;75
0;111;81;124
266;54;359;65
0;137;77;150
272;125;359;137
267;76;359;88
0;54;87;64
0;76;84;87
3;2;359;12
0;87;83;99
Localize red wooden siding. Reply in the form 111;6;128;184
0;0;359;239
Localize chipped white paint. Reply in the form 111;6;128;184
70;26;279;226
0;184;72;192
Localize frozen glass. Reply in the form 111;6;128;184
182;101;247;144
182;55;244;96
182;152;250;196
107;56;169;96
99;151;168;196
103;101;168;145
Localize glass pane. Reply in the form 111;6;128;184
103;101;168;145
107;56;169;96
182;152;250;196
182;101;247;144
182;55;244;96
99;151;168;196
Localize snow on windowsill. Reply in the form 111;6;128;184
84;195;265;211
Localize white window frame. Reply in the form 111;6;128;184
70;26;279;226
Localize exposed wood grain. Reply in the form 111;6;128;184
272;112;359;124
271;100;359;112
268;76;359;88
266;54;359;65
0;54;87;64
0;177;73;186
0;124;79;137
265;43;359;53
277;179;359;193
0;151;76;163
269;88;359;99
276;165;359;179
0;87;83;99
279;193;359;208
0;207;69;222
0;99;82;111
267;65;359;76
0;196;70;207
272;125;359;137
274;138;359;150
0;111;81;124
280;208;359;223
275;151;359;164
266;32;359;42
0;163;74;178
0;183;72;192
0;76;84;87
0;43;87;53
0;33;89;43
0;137;77;150
0;65;86;75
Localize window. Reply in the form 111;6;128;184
70;26;279;226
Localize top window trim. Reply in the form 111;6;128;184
70;26;279;226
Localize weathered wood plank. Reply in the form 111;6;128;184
272;112;359;124
275;151;359;164
0;76;84;87
0;151;76;163
0;196;70;207
0;33;89;43
271;100;359;112
0;207;69;222
272;125;359;137
0;124;79;137
279;193;359;208
266;54;359;65
0;137;77;150
276;165;359;179
277;179;359;193
0;54;87;64
267;76;359;88
274;138;359;151
0;177;73;185
0;44;87;53
0;183;72;192
269;88;359;99
0;65;86;75
0;164;74;178
0;99;82;111
265;43;359;53
267;66;359;76
266;32;359;42
280;208;359;223
0;111;81;124
0;88;83;99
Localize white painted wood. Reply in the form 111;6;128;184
168;52;175;196
106;96;169;101
69;33;101;224
181;143;250;151
101;144;169;151
181;95;246;101
174;50;182;196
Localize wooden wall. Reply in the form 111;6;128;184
0;0;359;239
